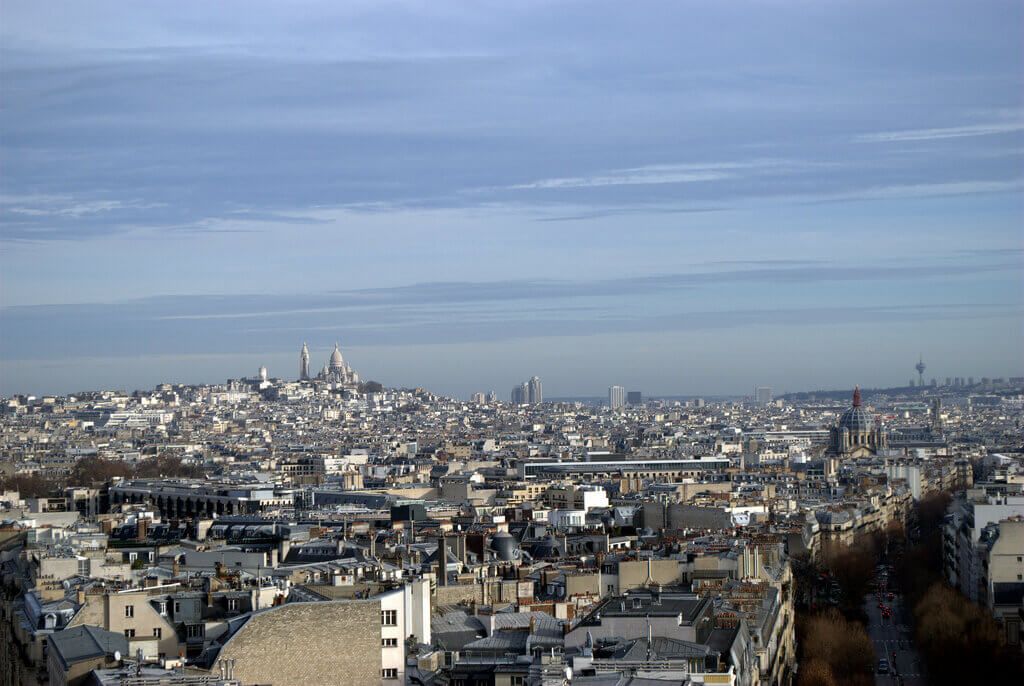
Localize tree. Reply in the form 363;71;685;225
68;457;132;486
824;540;877;612
912;583;1024;685
0;473;58;498
134;454;204;479
798;659;838;686
800;610;873;686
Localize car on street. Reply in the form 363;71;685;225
877;659;890;674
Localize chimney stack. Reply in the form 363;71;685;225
438;535;448;587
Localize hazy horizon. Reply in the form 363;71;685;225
2;1;1022;397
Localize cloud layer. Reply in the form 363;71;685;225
1;1;1022;394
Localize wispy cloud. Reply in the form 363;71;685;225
503;159;821;191
804;178;1024;203
0;194;165;219
855;121;1024;143
506;167;731;190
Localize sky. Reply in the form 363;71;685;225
1;0;1022;398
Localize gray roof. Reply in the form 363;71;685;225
582;590;709;625
48;625;128;671
431;609;487;650
616;636;715;661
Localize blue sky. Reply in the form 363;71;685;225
1;0;1022;397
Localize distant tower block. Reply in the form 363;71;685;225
915;355;926;387
300;342;310;380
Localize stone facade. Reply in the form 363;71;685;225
215;600;382;686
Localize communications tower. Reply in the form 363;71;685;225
915;355;926;387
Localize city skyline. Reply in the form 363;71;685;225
1;336;1019;401
2;1;1023;396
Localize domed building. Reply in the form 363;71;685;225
308;341;360;386
828;386;887;457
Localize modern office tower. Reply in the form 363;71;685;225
259;366;268;382
755;386;772;405
471;392;486;404
627;391;643;406
915;355;927;387
968;377;975;386
511;384;525;404
695;398;705;408
528;376;543;404
946;377;952;387
609;385;626;410
299;342;310;380
486;391;497;403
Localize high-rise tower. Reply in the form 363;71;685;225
915;355;926;387
609;385;626;410
528;376;543;404
300;342;310;380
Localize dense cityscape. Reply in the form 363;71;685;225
3;3;1023;686
1;343;1022;685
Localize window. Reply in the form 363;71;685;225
174;602;181;614
124;629;135;638
511;677;526;686
153;628;161;638
381;610;397;626
186;624;205;639
382;669;398;680
228;598;238;612
125;605;134;618
382;638;398;647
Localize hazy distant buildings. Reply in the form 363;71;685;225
609;385;626;410
528;376;543;404
511;377;543;404
626;391;643;406
755;386;772;405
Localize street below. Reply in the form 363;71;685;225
864;591;926;686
